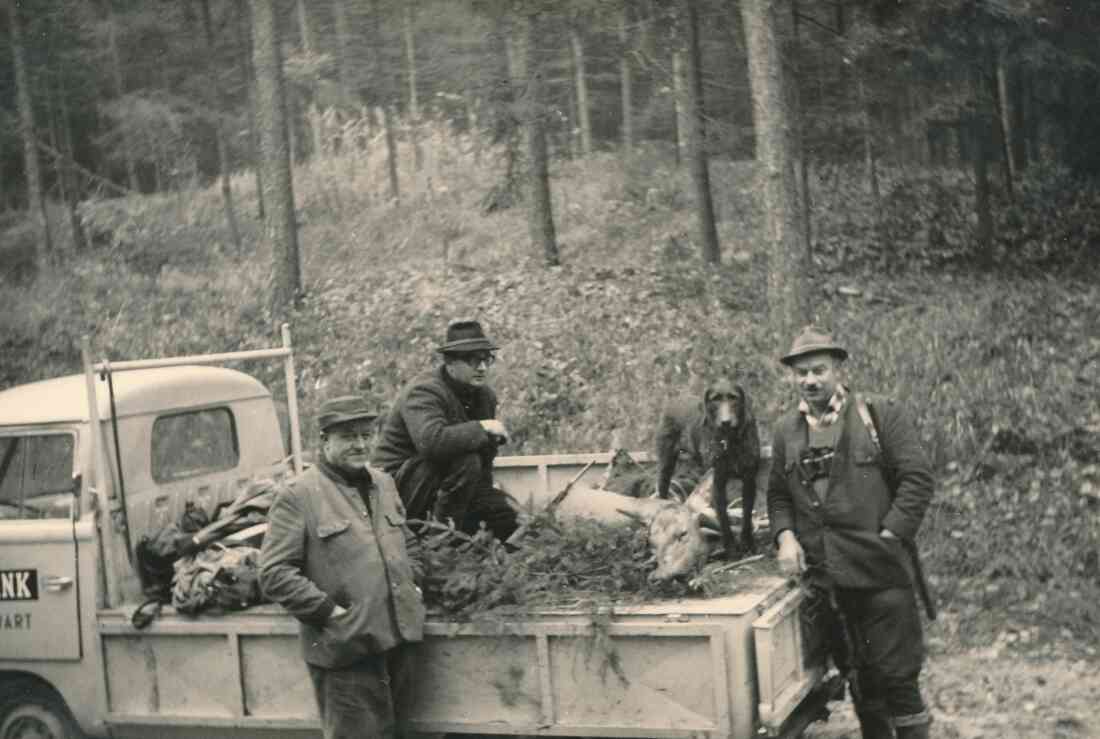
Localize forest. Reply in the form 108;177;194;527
2;2;1100;733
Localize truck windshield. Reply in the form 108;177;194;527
0;433;76;520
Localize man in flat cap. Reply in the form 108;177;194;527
767;327;935;739
373;320;518;541
260;395;424;739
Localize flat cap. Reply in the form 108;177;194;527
317;395;379;432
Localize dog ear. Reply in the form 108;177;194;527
736;385;753;421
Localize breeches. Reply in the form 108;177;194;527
307;644;415;739
825;585;930;726
392;452;517;540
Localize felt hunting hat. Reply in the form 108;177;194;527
436;320;499;354
780;326;849;366
317;395;380;432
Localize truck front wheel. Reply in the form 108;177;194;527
0;684;81;739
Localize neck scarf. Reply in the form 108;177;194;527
799;385;848;430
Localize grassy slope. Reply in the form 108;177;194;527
3;127;1099;638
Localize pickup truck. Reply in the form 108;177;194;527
0;331;836;739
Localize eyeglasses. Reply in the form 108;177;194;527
455;353;496;367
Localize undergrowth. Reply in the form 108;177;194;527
2;117;1099;641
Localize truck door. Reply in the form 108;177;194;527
0;431;82;660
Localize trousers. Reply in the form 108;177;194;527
392;451;518;540
821;585;931;727
307;644;415;739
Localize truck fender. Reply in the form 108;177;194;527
0;673;83;739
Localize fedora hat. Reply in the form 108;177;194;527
436;320;499;354
780;326;848;366
317;395;380;432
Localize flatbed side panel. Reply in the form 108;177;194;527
405;620;736;738
98;608;313;728
240;633;317;719
752;586;829;736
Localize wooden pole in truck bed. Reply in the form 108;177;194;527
281;323;304;475
82;336;127;608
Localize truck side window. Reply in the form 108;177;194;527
0;433;76;520
151;407;240;483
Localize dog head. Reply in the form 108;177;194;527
703;378;750;432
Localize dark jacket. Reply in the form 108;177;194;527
767;394;934;589
259;463;425;669
372;365;498;475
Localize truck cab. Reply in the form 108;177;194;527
0;364;290;738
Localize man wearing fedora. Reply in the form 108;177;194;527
260;396;425;739
768;327;935;739
373;320;518;541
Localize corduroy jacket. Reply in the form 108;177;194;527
259;463;425;669
767;394;934;589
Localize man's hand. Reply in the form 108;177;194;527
776;530;806;576
479;419;509;445
879;528;898;540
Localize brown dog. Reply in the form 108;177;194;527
655;378;762;554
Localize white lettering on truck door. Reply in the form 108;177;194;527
0;569;38;601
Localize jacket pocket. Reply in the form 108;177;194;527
317;520;351;539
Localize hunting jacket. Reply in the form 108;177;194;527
767;394;934;590
372;365;498;476
259;462;425;669
656;394;761;497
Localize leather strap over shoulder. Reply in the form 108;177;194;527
854;395;882;456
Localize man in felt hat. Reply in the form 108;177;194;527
767;327;935;739
260;395;425;739
372;320;518;541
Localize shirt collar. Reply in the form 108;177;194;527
318;456;373;489
799;385;849;430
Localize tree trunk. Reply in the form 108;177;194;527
858;75;880;205
672;48;687;166
7;0;52;260
682;0;720;264
251;0;302;320
995;50;1017;199
201;0;243;255
741;0;811;336
237;2;264;219
569;26;593;156
790;0;811;263
972;116;994;269
57;67;87;252
1012;66;1030;171
518;12;559;266
381;106;400;203
404;4;423;172
106;0;139;192
296;0;325;161
619;4;633;153
332;0;354;112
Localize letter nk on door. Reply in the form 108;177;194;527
0;570;38;601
